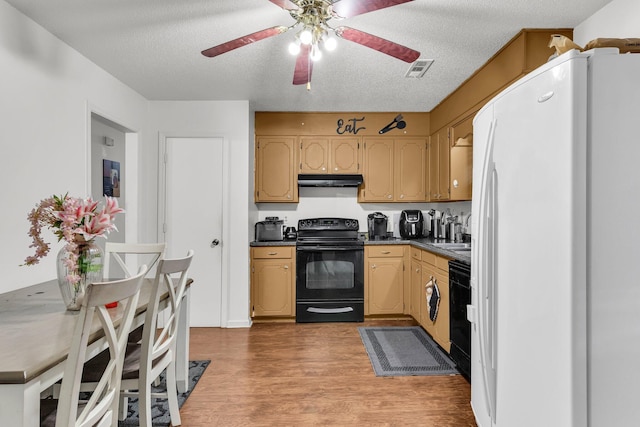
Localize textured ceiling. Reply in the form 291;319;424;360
5;0;612;112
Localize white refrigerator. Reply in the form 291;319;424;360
469;48;640;427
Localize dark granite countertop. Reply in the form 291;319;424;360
250;237;471;264
364;237;471;265
250;240;297;247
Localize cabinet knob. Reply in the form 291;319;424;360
268;252;278;256
400;194;404;199
283;265;289;269
453;179;459;188
371;264;377;269
322;167;326;171
416;268;420;273
334;167;339;171
287;194;291;199
381;251;391;254
387;194;392;199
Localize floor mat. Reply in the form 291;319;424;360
358;327;459;377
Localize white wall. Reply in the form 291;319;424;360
574;0;639;46
0;0;148;292
147;101;251;327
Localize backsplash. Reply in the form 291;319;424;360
256;187;471;238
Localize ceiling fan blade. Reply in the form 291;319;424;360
334;26;420;63
267;0;299;10
293;44;313;86
331;0;414;18
201;26;287;57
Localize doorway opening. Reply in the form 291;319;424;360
88;109;138;249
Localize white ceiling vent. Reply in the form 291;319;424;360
405;59;434;78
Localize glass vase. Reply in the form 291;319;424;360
56;237;104;310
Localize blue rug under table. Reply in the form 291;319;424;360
118;359;210;426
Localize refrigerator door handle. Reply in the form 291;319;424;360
476;117;498;423
489;168;499;373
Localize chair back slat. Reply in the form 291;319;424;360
103;242;166;279
55;265;148;427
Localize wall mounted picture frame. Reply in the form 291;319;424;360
103;159;121;197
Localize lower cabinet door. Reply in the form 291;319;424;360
367;258;404;315
252;259;293;317
420;264;450;353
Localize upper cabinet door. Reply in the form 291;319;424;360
255;136;298;202
429;128;450;201
450;113;474;201
360;138;394;202
437;134;450;201
299;137;329;174
450;113;474;147
395;138;427;201
330;138;360;174
300;137;360;174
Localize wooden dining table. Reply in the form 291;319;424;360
0;278;192;427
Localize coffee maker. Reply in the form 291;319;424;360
367;212;388;240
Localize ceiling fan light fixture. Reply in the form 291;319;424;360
323;36;337;51
202;0;422;88
299;28;313;45
310;45;322;61
288;41;301;55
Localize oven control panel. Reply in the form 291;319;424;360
298;218;359;231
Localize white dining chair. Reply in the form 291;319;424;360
50;243;166;402
103;241;166;345
40;265;148;427
102;242;166;279
81;250;194;427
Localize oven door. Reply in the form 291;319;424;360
296;245;364;302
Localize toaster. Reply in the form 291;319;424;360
399;210;424;239
255;219;284;241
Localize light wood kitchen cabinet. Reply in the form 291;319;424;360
426;29;572;204
410;256;423;321
360;139;394;202
250;246;295;318
255;136;298;202
299;137;360;174
360;138;427;202
429;29;573;133
449;113;474;201
419;249;451;352
395;138;428;201
365;245;405;315
428;128;450;201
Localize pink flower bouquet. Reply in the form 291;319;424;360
23;194;124;285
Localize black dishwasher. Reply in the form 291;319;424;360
449;259;471;379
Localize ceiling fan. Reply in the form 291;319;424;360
201;0;420;89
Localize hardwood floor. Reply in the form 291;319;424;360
179;320;477;426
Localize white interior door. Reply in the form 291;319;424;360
163;137;224;327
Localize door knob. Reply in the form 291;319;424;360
211;239;220;248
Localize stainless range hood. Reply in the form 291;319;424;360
297;174;364;187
